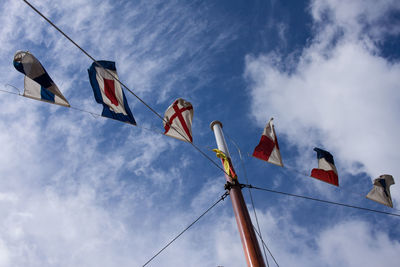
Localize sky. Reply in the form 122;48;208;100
0;0;399;266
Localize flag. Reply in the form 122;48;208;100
310;147;339;186
213;149;237;180
88;61;136;125
366;175;395;208
163;98;193;142
252;118;283;167
13;51;70;107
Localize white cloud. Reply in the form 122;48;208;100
316;220;400;267
252;208;400;267
245;0;400;204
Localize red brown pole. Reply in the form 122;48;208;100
211;121;266;267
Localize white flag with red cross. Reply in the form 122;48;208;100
163;98;193;142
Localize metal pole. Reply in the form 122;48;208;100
210;121;266;267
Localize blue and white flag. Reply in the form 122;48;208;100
88;61;136;125
13;51;70;107
366;174;395;208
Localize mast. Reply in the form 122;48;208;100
210;121;266;267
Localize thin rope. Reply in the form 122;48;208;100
244;184;400;218
0;88;20;96
0;86;168;136
142;191;229;267
251;155;400;213
69;106;100;119
21;0;231;179
225;134;269;266
252;226;279;267
5;84;21;95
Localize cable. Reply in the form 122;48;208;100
244;184;400;218
69;106;100;119
249;153;400;213
252;226;279;267
21;0;231;179
0;88;20;96
142;191;229;267
0;86;168;136
5;84;21;95
225;134;269;266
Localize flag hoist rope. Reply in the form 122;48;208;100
21;0;232;179
243;184;400;218
245;157;400;213
0;85;167;135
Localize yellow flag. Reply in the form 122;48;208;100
213;149;237;179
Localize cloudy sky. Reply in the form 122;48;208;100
0;0;399;266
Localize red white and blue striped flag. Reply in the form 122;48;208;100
311;148;339;186
88;61;136;125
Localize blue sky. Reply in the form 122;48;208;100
0;0;400;266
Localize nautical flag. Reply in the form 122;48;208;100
366;175;395;208
213;149;237;180
13;51;70;107
252;118;283;167
310;148;339;186
163;98;193;142
88;61;136;125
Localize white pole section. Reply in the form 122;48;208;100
210;120;266;267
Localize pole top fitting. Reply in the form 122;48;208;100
210;120;223;131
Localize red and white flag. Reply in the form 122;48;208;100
163;98;193;142
310;148;339;186
252;118;283;167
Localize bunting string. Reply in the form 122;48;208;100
20;0;234;181
0;86;165;136
244;184;400;218
258;157;400;213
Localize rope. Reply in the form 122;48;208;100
0;87;21;96
21;0;232;179
5;84;21;95
251;156;400;213
0;86;165;135
142;191;229;267
244;184;400;218
225;134;269;266
252;226;279;267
